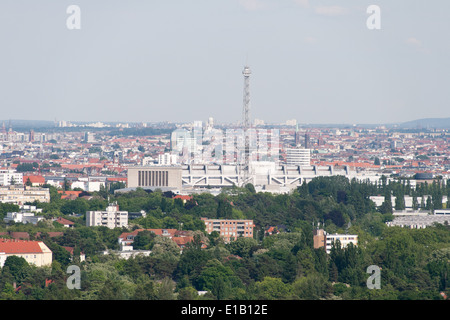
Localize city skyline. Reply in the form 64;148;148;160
1;1;449;125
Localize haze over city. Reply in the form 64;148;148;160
1;1;450;124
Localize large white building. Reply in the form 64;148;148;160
3;212;44;225
0;170;23;186
0;186;50;205
86;203;128;229
313;229;358;254
325;234;359;254
70;178;105;192
127;165;183;190
158;153;178;165
386;215;450;229
286;148;311;166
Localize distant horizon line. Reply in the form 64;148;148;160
1;117;450;129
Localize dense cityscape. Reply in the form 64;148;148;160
0;114;449;301
0;1;449;308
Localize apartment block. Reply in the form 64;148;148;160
0;185;50;205
86;203;128;229
325;234;358;254
201;218;254;243
0;170;23;186
313;229;358;254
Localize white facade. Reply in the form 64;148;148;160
86;203;128;229
325;234;358;254
158;153;178;165
0;186;50;205
0;240;52;268
71;179;105;192
0;170;23;186
142;156;156;166
286;148;311;166
3;212;44;224
387;215;450;228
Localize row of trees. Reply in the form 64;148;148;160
1;222;448;300
0;175;449;299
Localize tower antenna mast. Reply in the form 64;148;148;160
241;65;252;186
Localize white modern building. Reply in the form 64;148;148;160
434;209;450;215
3;212;44;225
0;186;50;205
86;202;128;229
158;153;178;165
286;148;310;166
325;234;359;254
0;170;23;186
386;215;450;229
71;178;105;192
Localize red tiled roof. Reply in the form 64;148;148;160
23;175;45;185
58;190;82;199
172;236;194;247
56;217;75;225
148;229;177;237
62;246;74;255
0;239;43;254
107;177;127;182
174;195;193;201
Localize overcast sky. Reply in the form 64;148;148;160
0;0;449;125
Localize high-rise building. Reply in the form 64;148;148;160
158;153;178;165
304;132;311;149
171;129;197;155
294;124;301;146
86;202;128;229
286;148;310;166
0;170;23;186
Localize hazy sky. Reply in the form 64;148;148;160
0;1;449;125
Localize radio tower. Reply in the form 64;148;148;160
241;65;251;186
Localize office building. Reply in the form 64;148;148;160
286;148;311;166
